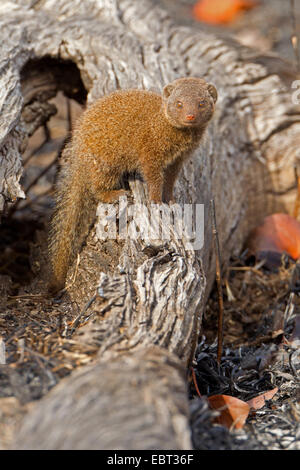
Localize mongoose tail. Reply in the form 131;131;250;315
48;158;94;295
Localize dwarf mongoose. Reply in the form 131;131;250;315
48;77;217;293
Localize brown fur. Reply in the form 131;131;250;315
48;77;217;294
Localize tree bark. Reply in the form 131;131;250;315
1;0;299;450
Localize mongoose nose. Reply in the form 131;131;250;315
186;114;195;121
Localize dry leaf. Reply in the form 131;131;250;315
193;0;257;25
208;394;250;429
247;387;278;410
247;213;300;267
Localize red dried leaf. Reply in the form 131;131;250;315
208;394;250;429
192;0;257;25
247;387;278;410
247;213;300;263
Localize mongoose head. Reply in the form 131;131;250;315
162;77;217;129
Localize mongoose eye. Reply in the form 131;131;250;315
176;101;183;108
198;101;206;107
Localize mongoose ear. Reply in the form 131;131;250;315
207;84;218;103
163;83;175;99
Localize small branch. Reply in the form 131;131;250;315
190;367;201;398
293;164;300;219
23;123;51;167
65;254;81;291
210;199;224;365
24;153;59;195
69;292;98;336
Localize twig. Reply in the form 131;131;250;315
210;199;224;364
225;278;235;301
228;266;263;276
228;259;265;276
69;292;98;335
231;329;284;349
283;291;295;324
191;367;202;398
65;254;81;290
24;345;57;372
293;164;300;219
7;293;45;300
25;152;60;195
22;123;51;166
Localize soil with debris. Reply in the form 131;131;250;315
191;257;300;450
0;0;299;451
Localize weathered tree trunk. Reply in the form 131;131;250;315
1;0;299;450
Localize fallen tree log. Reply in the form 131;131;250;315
0;0;299;450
